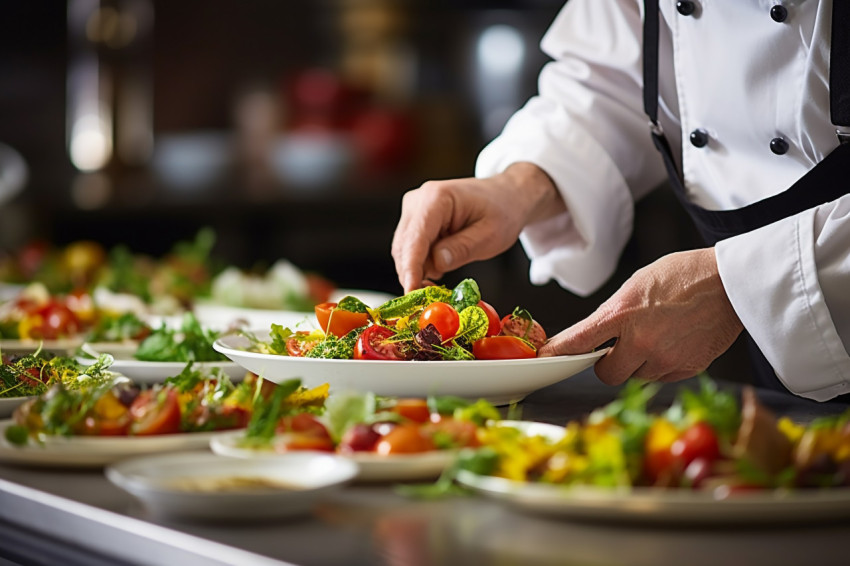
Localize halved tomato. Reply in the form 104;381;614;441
354;325;405;360
315;302;370;337
129;389;182;436
472;335;537;360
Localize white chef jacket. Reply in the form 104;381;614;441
475;0;850;401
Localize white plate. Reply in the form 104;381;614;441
213;332;609;405
0;397;32;418
210;430;452;482
210;420;567;482
76;355;247;385
106;451;358;521
455;473;850;525
193;288;395;332
0;338;84;356
0;420;238;468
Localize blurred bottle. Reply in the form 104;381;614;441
67;0;154;175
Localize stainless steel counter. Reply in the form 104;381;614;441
0;370;848;566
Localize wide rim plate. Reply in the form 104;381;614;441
0;396;33;418
0;338;84;355
213;331;609;405
106;451;359;521
193;288;395;331
0;419;239;468
457;466;850;525
210;430;452;482
76;354;247;385
210;420;567;482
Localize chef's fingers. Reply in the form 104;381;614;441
538;306;620;357
391;189;452;293
591;343;645;386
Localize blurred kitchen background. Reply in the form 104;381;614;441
0;0;740;376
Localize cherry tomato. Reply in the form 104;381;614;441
472;336;537;360
275;433;335;453
418;302;460;340
19;300;81;340
17;367;44;388
315;302;370;337
391;399;431;424
354;326;405;360
375;423;435;455
129;389;182;436
338;423;382;453
500;312;547;350
478;301;501;337
277;413;333;443
671;421;720;466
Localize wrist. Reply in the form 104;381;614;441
499;162;565;224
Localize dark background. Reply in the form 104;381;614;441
0;1;747;380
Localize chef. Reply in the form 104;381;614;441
391;0;850;401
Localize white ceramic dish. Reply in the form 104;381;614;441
76;354;247;385
210;420;567;482
0;419;236;468
193;288;395;332
455;472;850;525
0;397;32;418
210;430;452;482
0;338;84;356
214;331;609;405
106;451;358;521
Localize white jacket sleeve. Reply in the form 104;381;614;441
475;0;668;296
716;195;850;401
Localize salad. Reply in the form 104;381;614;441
5;365;329;443
246;278;548;361
80;311;229;363
231;383;502;457
455;377;850;493
1;349;116;400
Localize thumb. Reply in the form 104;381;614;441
431;223;509;273
538;310;618;357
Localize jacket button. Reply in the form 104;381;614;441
689;129;709;148
770;5;788;22
676;1;696;16
770;137;789;155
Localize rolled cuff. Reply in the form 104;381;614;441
716;212;850;401
476;118;635;297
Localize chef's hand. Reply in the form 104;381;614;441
391;162;565;293
538;248;743;384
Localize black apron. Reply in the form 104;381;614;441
642;0;850;394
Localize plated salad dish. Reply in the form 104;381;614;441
240;278;548;362
0;349;119;418
454;377;850;494
4;365;326;444
211;382;526;480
